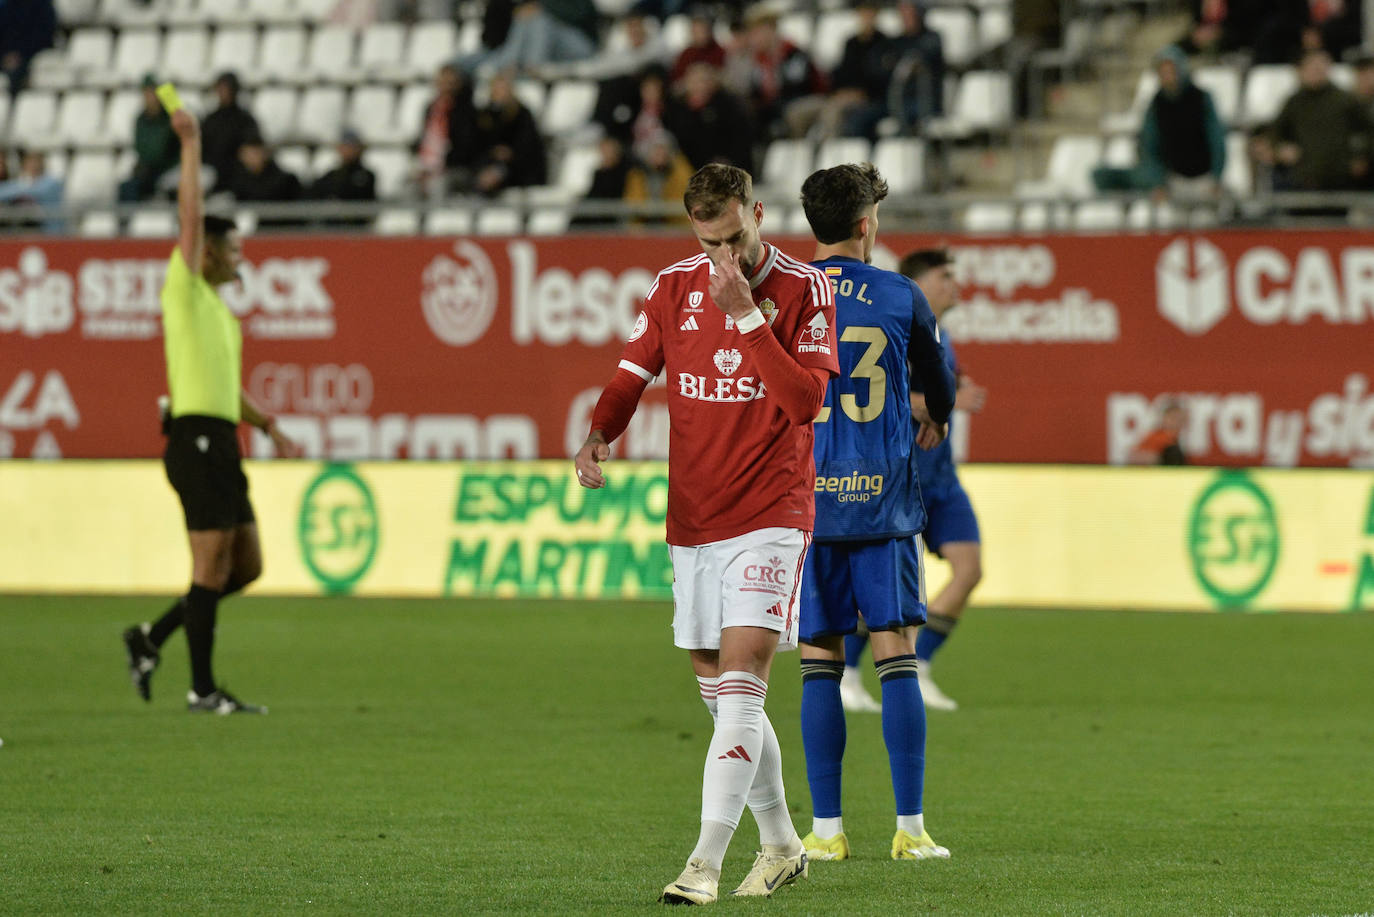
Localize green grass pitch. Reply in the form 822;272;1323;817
1;596;1371;915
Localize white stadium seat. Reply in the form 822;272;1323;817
128;208;178;237
1241;65;1297;127
962;201;1015;232
365;147;413;199
407;21;459;80
1127;198;1179;230
761;138;813;195
555;143;602;196
977;5;1012;53
1222;131;1251;196
359;23;407;80
161;27;211;87
1103;134;1136;168
253;87;299;145
1016;133;1101;198
926;8;976;67
65;150;117;202
1101;69;1158;133
815;137;871;170
476;207;522;235
778;13;814;54
80;209;120;237
455;19;483;59
103;28;162;88
1193;65;1241;126
540;80;598;137
347;86;401;145
296;86;347;145
811;12;859;73
310;145;340;177
512;80;548;122
375;208;420;235
426;207;473;235
258;26;307;84
930;70;1012;138
8;91;59;147
210;27;259;82
304;26;357;84
1072;200;1124;231
872;137;925;194
54;90;108;147
528;206;571;235
275;145;313;183
396;83;432;139
102;90;144;146
67;27;114;77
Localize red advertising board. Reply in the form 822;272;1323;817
1;230;1371;466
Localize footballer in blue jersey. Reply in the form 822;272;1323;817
900;248;987;712
795;163;956;864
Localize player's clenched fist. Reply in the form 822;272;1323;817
170;108;199;142
708;249;753;319
574;432;611;489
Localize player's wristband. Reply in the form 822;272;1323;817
735;308;766;333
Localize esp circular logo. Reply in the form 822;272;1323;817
1187;471;1280;608
297;464;380;595
421;240;498;346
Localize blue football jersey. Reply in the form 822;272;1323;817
811;256;955;542
912;330;960;491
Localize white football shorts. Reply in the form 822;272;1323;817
670;527;811;651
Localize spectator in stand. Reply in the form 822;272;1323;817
0;149;64;232
119;74;181;203
201;73;262;191
223;133;303;226
595;64;669;149
462;0;597;77
814;1;892;142
1351;50;1374;121
1092;46;1226;199
881;0;945;131
309;129;377;226
1306;0;1362;62
1128;401;1187;466
472;71;548;195
624;127;693;225
666;61;756;172
414;63;481;198
670;6;726;88
580;13;669;80
1008;0;1059;117
725;4;827;139
1255;48;1374;191
0;0;56;98
573;136;630;227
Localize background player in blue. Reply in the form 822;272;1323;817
901;248;988;712
795;163;957;863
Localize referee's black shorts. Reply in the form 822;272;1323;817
163;415;256;531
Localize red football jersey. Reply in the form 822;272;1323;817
617;242;839;546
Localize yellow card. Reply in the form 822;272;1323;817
155;82;184;114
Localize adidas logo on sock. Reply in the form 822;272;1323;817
680;315;700;331
717;744;752;762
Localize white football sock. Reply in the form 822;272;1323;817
691;671;767;867
696;674;719;720
897;813;926;836
747;713;800;850
812;816;844;839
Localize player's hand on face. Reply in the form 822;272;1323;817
708;248;753;319
270;426;304;459
170;109;199;141
574;434;611;489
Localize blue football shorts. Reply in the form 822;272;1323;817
799;534;926;643
921;478;981;555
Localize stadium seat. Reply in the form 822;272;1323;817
161;27;212;87
778;13;814;55
275;145;313;183
65;150;118;203
100;0;162;27
258;26;308;84
784;207;813;234
1241;65;1297;127
164;0;206;26
962;201;1015;232
512;80;548;122
1102;134;1136;168
396;83;432;140
375;208;420;234
102;28;162;88
977;5;1013;54
209;27;259;84
55;0;100;24
7;91;59;148
240;0;298;24
811;11;859;73
928;71;1012;138
540;80;598;138
407;21;459;80
476;207;523;235
54;90;108;148
760;138;813;195
0;94;9;139
297;86;347;145
815;137;871;170
1330;63;1354;90
926;8;976;67
128;208;178;237
27;49;76;91
425;207;473;235
1222;131;1251;196
62;27;114;85
310;145;340;178
872;137;925;193
1017;134;1102;198
253;87;299;145
660;15;691;58
1127;198;1178;230
304;26;357;85
1100;69;1158;133
555;143;602;196
528;206;571;235
359;23;407;81
235;209;258;235
347;86;400;145
1072;199;1124;231
455;19;483;60
366;147;413;199
1193;65;1241;126
79;209;120;237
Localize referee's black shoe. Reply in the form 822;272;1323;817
121;625;159;702
187;688;268;715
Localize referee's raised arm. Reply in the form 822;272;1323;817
170;108;203;272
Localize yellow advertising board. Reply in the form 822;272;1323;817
1;461;1370;612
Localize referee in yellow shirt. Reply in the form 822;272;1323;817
122;104;300;714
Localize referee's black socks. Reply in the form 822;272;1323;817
147;595;186;648
184;584;220;697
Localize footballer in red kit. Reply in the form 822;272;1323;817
574;164;837;904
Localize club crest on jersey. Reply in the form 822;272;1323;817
628;310;648;342
796;311;832;354
713;348;743;375
758;298;778;325
685;291;705;312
